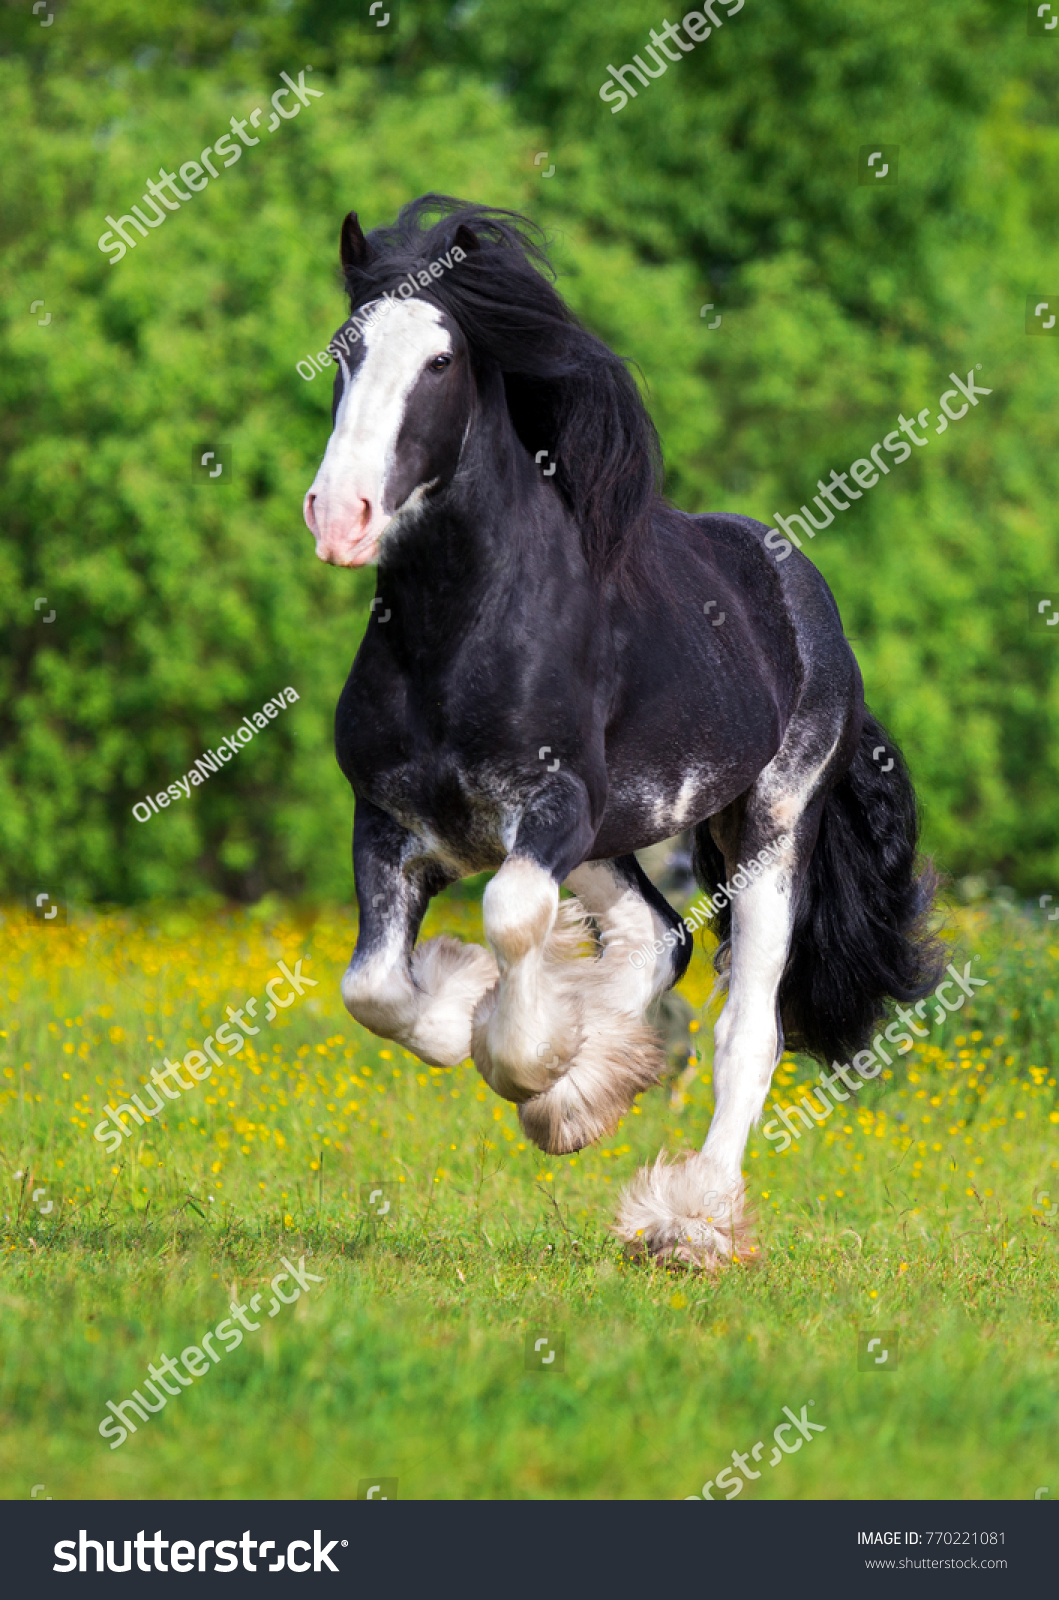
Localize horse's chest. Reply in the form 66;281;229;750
381;765;513;874
339;697;514;870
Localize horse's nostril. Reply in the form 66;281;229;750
303;491;317;534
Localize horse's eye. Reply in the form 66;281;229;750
428;354;452;372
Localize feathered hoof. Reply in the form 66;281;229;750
614;1152;760;1271
402;937;499;1067
472;986;664;1155
471;896;666;1154
515;1015;665;1154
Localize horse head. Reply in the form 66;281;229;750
303;212;476;567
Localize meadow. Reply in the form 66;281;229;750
1;888;1056;1501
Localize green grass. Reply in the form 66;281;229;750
1;893;1057;1499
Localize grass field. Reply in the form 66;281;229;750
1;888;1057;1500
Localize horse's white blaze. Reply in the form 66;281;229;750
304;298;450;568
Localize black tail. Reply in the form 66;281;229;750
693;711;946;1064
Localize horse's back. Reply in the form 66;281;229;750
652;507;859;705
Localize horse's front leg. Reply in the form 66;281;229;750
472;802;667;1155
341;799;498;1068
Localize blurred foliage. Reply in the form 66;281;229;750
1;0;1058;900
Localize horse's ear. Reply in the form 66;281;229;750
451;223;480;255
340;211;373;273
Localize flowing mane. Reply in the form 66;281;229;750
339;193;663;589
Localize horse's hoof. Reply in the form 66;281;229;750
614;1150;759;1270
472;896;666;1151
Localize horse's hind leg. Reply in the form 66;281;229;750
611;675;859;1272
564;854;693;1015
614;798;804;1266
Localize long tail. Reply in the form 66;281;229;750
694;711;946;1063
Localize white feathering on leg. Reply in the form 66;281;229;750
614;1151;758;1270
405;936;499;1066
343;934;498;1069
472;896;666;1154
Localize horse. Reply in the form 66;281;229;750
302;195;942;1268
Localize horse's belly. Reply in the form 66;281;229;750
591;706;784;857
590;770;729;857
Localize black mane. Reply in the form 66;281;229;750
341;193;663;590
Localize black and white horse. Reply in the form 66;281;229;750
303;196;941;1267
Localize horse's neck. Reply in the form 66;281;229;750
380;391;585;608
